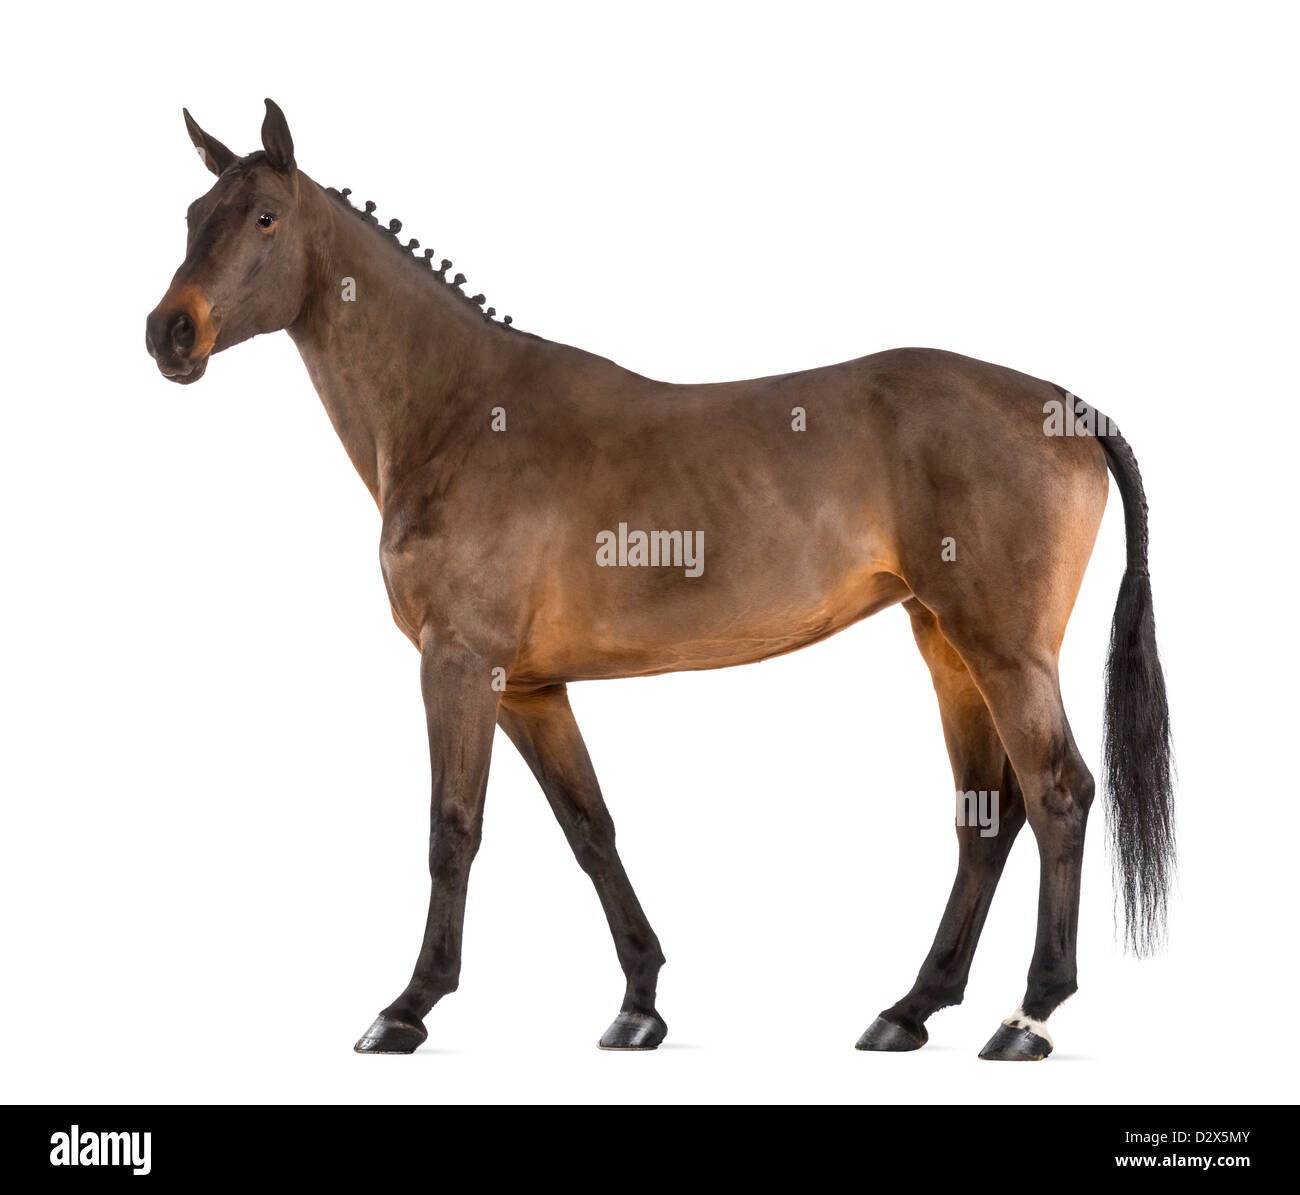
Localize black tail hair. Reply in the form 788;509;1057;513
1084;397;1176;955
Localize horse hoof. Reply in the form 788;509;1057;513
353;1013;428;1054
978;1022;1053;1061
855;1015;928;1051
598;1010;667;1050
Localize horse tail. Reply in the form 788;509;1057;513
1083;396;1175;955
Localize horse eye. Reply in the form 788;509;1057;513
256;212;277;229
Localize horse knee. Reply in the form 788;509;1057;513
566;811;617;874
428;811;481;875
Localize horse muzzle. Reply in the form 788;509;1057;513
145;283;217;384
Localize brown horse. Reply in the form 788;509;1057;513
146;100;1174;1061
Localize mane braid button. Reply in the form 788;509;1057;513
325;184;523;333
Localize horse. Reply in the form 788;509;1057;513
145;100;1174;1061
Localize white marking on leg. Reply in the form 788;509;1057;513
1002;1006;1053;1047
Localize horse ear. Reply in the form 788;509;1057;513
183;108;236;176
261;98;295;172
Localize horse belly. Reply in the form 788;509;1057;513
512;554;910;683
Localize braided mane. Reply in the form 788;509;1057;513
324;185;530;335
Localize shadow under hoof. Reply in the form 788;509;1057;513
354;1013;429;1054
598;1010;668;1050
978;1023;1052;1061
855;1015;928;1052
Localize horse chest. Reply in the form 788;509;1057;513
377;504;511;646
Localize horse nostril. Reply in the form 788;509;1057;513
170;312;196;354
145;309;169;360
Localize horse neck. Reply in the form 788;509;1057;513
287;177;525;509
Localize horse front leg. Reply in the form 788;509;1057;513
498;685;667;1049
354;637;501;1053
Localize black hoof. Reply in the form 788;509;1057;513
353;1013;428;1054
855;1015;928;1051
598;1010;667;1050
978;1023;1052;1061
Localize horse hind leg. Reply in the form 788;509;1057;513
857;599;1027;1051
949;637;1096;1061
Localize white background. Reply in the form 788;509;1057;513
2;1;1296;1105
